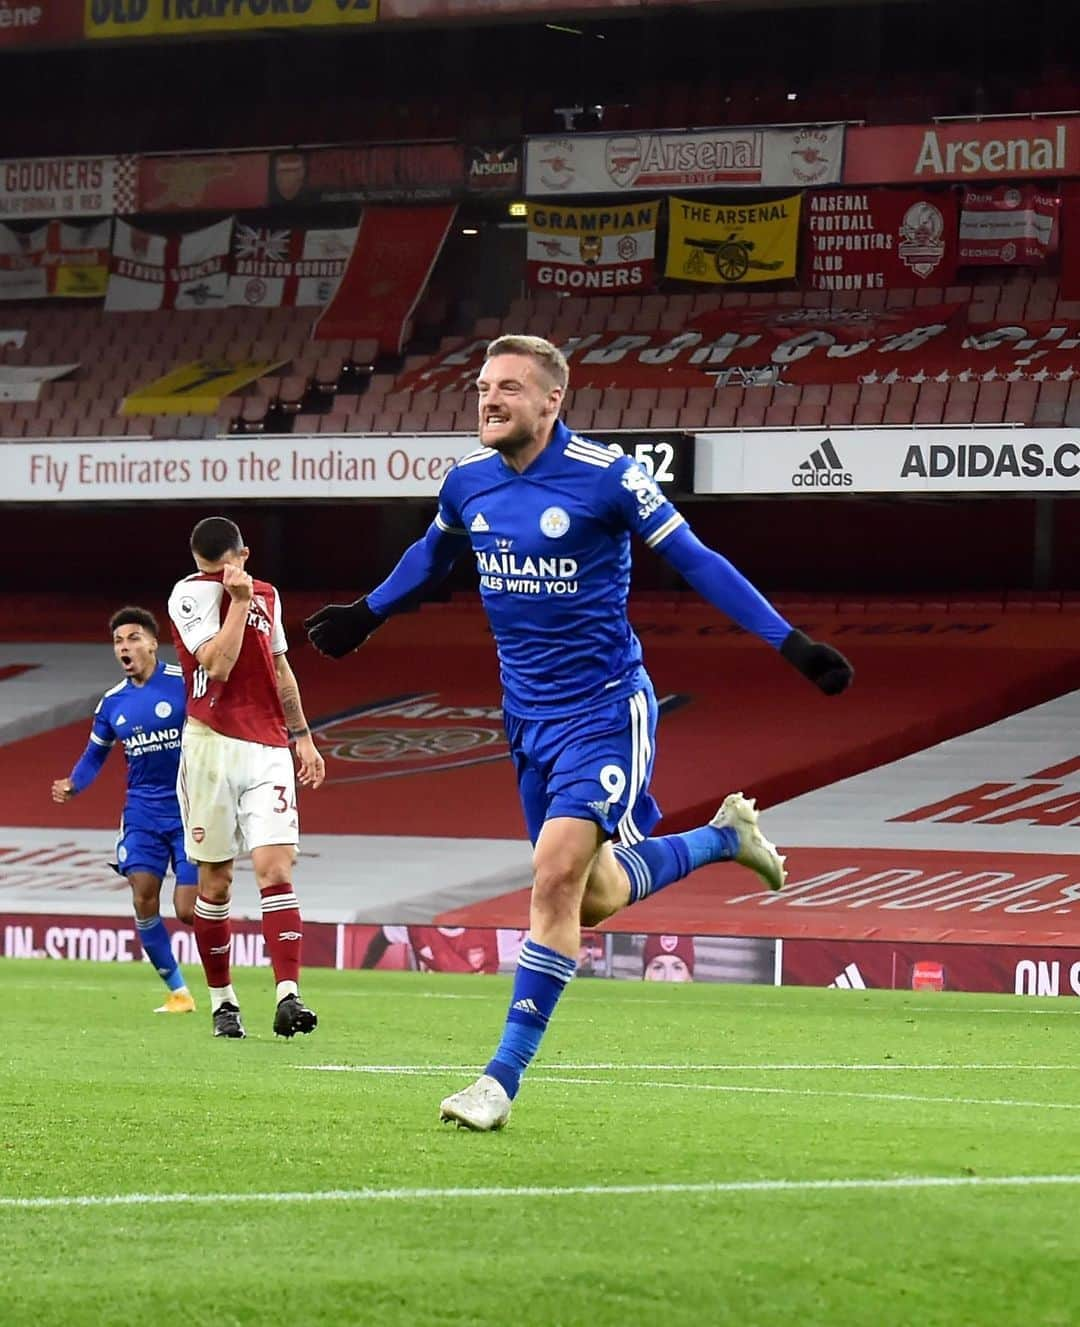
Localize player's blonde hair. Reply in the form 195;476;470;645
485;334;569;393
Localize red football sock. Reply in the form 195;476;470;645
193;895;232;988
260;883;302;986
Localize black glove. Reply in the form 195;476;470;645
780;628;853;696
303;597;384;659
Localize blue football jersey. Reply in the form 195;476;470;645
86;662;186;830
435;420;686;718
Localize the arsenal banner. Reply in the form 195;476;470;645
0;156;136;220
527;201;657;295
0;220;111;301
227;223;359;308
804;189;958;292
844;119;1079;186
665;194;800;285
105;218;233;312
396;305;1080;390
958;185;1059;266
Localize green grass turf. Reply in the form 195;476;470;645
2;959;1079;1327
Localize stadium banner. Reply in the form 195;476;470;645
958;184;1059;266
0;154;136;219
85;0;376;40
0;0;83;48
525;125;842;196
105;217;233;312
268;143;463;206
381;0;711;16
844;118;1080;185
782;939;1080;996
137;152;271;214
665;194;800;285
0;219;111;300
0;329;26;348
398;307;1080;391
1;433;477;500
465;143;522;195
1060;182;1080;300
804;189;958;292
526;200;657;295
0;362;78;401
227;222;359;308
693;427;1080;495
121;359;284;416
314;204;456;351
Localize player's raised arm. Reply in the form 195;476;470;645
305;514;468;659
52;700;115;802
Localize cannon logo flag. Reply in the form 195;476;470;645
665;194;800;285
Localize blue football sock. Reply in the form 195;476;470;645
135;915;186;991
614;825;740;904
485;938;576;1099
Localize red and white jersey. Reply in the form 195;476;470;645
167;571;289;748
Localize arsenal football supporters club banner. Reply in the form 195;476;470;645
315;205;456;352
137;152;271;214
526;201;657;295
396;305;1080;390
958;185;1059;265
665;194;800;285
525;126;842;196
105;218;233;312
843;118;1080;185
0;220;111;300
804;189;958;291
0;155;136;219
227;223;359;308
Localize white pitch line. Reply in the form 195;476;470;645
5;1174;1080;1211
298;1062;1074;1074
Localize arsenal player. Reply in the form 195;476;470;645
168;516;324;1040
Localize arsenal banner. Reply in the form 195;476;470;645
844;119;1078;186
137;152;271;214
958;185;1059;266
526;201;657;295
105;218;233;312
0;220;111;301
665;194;800;285
227;223;359;308
0;156;136;220
466;144;521;195
268;144;463;206
396;305;1080;389
804;189;958;291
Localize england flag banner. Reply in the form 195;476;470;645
105;217;234;312
227;223;359;307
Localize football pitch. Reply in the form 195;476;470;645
3;960;1078;1327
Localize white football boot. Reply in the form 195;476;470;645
439;1074;512;1131
711;792;787;891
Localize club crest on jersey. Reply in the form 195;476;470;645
539;506;570;538
154;701;173;719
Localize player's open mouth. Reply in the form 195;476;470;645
120;656;134;668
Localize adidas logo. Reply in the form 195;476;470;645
470;512;490;532
792;437;853;489
829;962;867;990
511;997;541;1015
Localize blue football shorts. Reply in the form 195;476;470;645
505;684;662;847
112;822;198;886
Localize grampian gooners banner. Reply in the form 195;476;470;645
0;220;111;300
105;218;233;312
0;155;136;219
86;0;376;40
665;194;800;285
843;118;1080;185
227;223;359;308
804;189;959;292
526;125;842;196
395;306;1080;389
958;185;1059;266
526;200;658;295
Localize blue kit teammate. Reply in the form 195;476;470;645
52;607;197;1014
305;335;853;1130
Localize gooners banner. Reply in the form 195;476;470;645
105;218;233;312
0;220;111;300
0;155;136;219
665;194;800;285
958;185;1059;266
804;189;958;292
526;200;658;295
227;223;359;308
